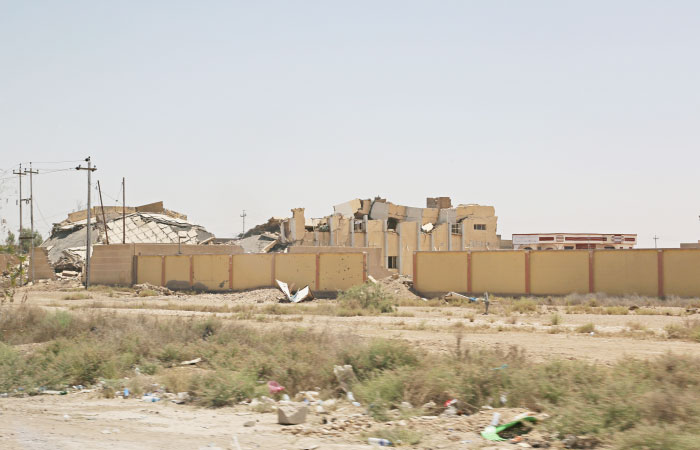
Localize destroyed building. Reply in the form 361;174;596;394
42;201;215;273
277;196;499;276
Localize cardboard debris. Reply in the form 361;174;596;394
276;280;314;303
180;357;202;366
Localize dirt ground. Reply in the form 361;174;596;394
2;280;699;449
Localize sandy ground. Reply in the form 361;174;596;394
2;280;698;448
0;392;538;450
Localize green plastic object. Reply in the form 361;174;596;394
480;416;537;441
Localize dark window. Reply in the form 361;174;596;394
451;223;461;234
474;224;486;231
564;246;574;250
388;256;398;269
387;218;399;231
353;220;364;232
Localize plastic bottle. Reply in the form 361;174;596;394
368;437;393;446
490;412;501;426
123;388;129;398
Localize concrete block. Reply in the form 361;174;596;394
277;404;308;425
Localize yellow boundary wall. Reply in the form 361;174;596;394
135;252;367;292
414;249;700;298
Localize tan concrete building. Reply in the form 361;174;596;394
279;197;499;276
512;233;637;250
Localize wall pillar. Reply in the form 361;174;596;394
588;250;595;293
461;222;466;250
329;216;334;246
430;232;434;252
657;249;664;298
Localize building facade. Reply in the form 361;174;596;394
512;233;637;250
279;197;499;276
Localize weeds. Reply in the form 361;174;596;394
665;319;700;342
61;293;92;300
576;323;596;333
337;283;395;314
2;306;700;447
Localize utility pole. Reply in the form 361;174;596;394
76;157;97;288
97;180;109;245
122;177;126;244
24;163;38;283
12;164;26;286
240;210;247;235
653;235;659;249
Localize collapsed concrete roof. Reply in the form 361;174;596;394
42;204;215;266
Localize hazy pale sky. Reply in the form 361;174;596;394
1;1;699;247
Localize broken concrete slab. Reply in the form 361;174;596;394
277;404;308;425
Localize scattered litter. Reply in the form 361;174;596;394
232;435;242;450
277;404;308;425
444;292;470;302
268;380;285;394
333;365;357;392
63;414;71;420
142;394;160;402
180;357;202;366
368;437;393;446
367;275;378;284
421;223;434;233
481;415;537;442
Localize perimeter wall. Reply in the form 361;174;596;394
413;249;700;298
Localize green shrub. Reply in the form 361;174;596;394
193;370;257;407
576;323;596;333
337;283;395;314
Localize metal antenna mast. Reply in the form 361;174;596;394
240;210;247;235
76;157;97;288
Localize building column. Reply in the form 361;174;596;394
329;216;334;246
398;224;403;274
416;221;421;251
363;215;369;247
314;230;318;247
430;232;434;252
383;219;388;268
460;221;466;250
447;219;452;251
350;218;354;247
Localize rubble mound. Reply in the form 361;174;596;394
377;274;420;301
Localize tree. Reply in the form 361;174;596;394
19;228;43;254
5;230;15;246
